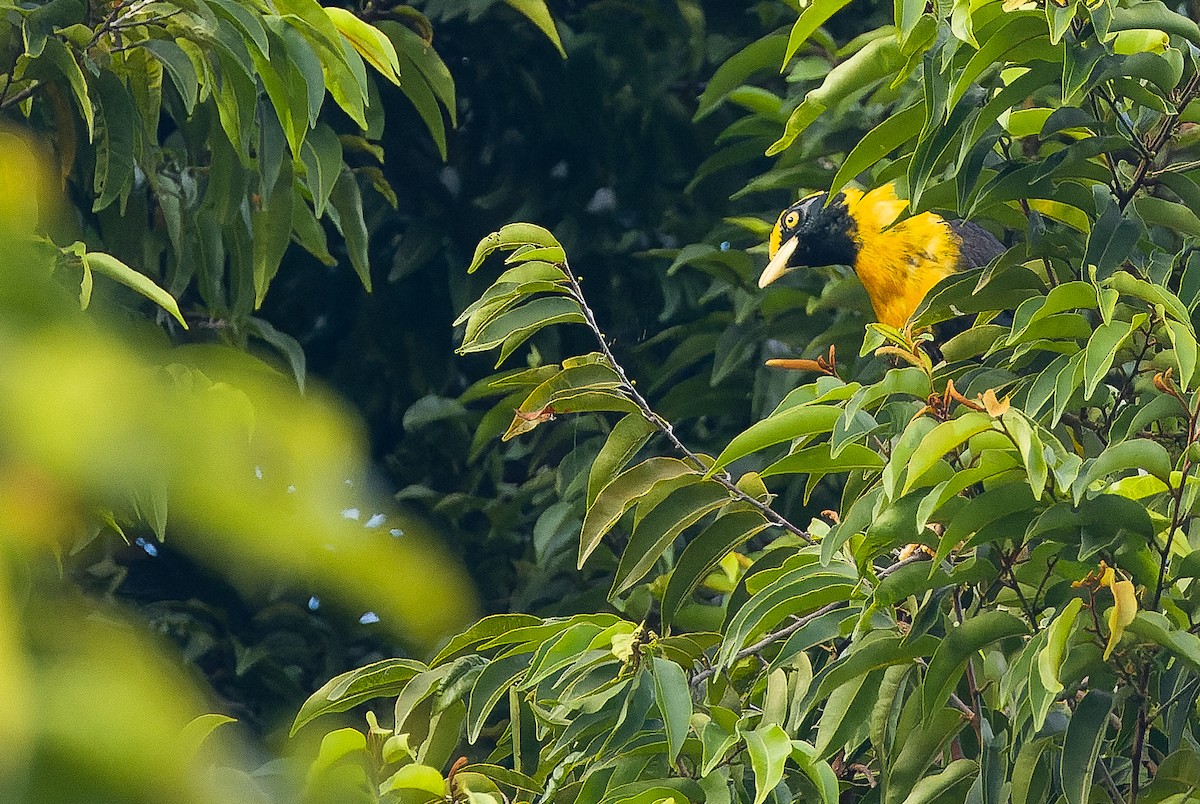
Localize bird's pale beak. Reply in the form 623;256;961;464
758;235;799;288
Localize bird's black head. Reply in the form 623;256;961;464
760;192;859;288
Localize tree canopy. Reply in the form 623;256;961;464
5;0;1200;801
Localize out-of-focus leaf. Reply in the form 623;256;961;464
504;0;566;57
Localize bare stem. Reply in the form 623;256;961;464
559;259;812;544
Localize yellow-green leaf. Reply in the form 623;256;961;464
325;7;401;86
80;250;188;329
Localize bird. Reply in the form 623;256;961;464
758;184;1005;330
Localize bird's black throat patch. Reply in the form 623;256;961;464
778;192;859;270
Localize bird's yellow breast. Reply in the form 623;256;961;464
842;186;961;329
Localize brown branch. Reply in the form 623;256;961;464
558;259;813;544
1114;72;1200;210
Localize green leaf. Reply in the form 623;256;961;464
708;405;842;475
206;0;269;57
790;741;840;804
142;39;199;117
380;21;456;125
91;71;137;212
782;0;854;69
460;297;586;360
504;0;566;58
1036;597;1082;696
922;611;1028;723
299;123;343;218
393;37;449;160
179;713;237;758
1135;195;1200;238
814;668;880;758
913;266;1046;328
651;658;691;763
661;510;770;626
325;7;400;85
247;316;307;392
1126;611;1200;674
1011;737;1054;804
1060;690;1113;804
251;163;295;308
1082;317;1139;398
907;759;979;804
291;658;426;734
467;652;532;743
768;36;903;155
308;727;368;782
579;458;697;567
1003;411;1050;499
743;724;792;804
1074;439;1172;504
1166;319;1198;391
611;480;731;597
378;764;446;797
1109;0;1200;45
588;414;657;507
949;13;1048;108
41;37;93;140
81;249;188;328
723;564;859;670
695;34;788;121
761;442;885;480
270;19;325;129
902;412;994;495
431;613;542;666
468;224;561;274
329;168;371;292
1083;199;1142;277
1108;271;1194;328
829;102;923;200
884;705;968;804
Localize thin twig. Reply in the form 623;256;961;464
689;601;848;688
1149;676;1200;724
0;81;39;110
954;591;985;744
1096;758;1123;804
1153;396;1198;610
1130;664;1152;802
1114;72;1200;210
559;259;813;543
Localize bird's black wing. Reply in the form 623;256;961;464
949;219;1005;269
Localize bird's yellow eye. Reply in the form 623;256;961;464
783;211;800;229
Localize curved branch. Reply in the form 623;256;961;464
558;258;813;544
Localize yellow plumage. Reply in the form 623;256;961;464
760;183;1002;331
840;186;961;329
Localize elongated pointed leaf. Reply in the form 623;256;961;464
611;481;732;597
922;611;1027;724
580;458;697;567
661;510;770;626
292;658;426;734
1060;690;1113;804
